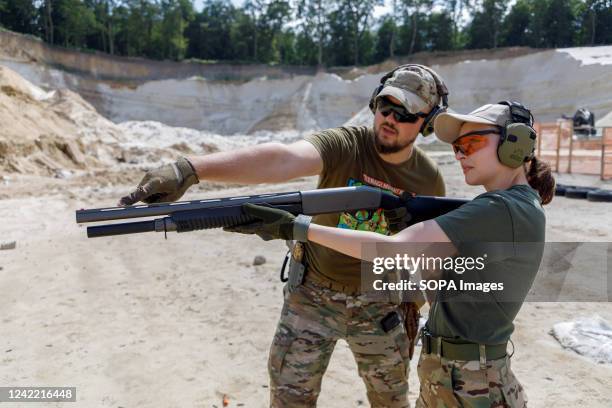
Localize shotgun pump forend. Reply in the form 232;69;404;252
75;186;468;238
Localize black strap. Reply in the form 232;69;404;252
497;100;534;126
279;250;290;283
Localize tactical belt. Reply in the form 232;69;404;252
282;242;363;295
421;330;507;364
305;272;362;296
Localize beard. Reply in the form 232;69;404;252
374;121;415;154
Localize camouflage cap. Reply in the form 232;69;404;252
376;66;440;114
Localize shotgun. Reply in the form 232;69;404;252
75;186;468;238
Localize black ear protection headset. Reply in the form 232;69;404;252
496;101;537;168
368;64;449;136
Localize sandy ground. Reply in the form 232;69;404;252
1;157;612;408
1;44;611;408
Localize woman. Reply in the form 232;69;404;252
228;102;555;407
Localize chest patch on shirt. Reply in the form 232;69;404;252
337;175;412;235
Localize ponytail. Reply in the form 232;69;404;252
526;157;555;205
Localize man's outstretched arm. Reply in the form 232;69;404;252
118;140;323;206
188;140;322;184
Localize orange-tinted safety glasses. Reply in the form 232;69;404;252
452;129;500;156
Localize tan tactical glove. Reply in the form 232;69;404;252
118;157;199;206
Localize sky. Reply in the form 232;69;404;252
189;0;505;28
192;0;393;19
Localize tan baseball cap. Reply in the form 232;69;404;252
434;104;512;143
375;66;440;114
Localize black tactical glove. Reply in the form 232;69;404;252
118;157;199;206
223;203;311;242
383;192;413;234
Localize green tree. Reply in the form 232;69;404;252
337;0;381;65
41;0;54;43
0;0;39;35
256;0;292;62
185;0;235;60
274;29;298;64
395;10;426;54
154;0;194;60
230;7;256;60
326;5;353;66
359;27;376;65
423;10;454;51
297;0;332;66
85;0;119;55
293;30;319;65
466;0;507;49
52;0;97;47
500;0;531;47
530;0;577;48
243;0;265;60
121;0;161;58
402;0;433;54
592;0;612;44
577;0;612;45
3;0;610;66
110;2;130;55
239;0;292;62
375;17;397;62
443;0;473;49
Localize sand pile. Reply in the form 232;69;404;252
0;65;267;179
0;65;124;176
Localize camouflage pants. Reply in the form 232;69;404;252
268;280;414;408
415;352;528;408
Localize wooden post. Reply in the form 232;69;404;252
555;122;561;173
601;137;605;181
602;128;611;181
567;123;573;174
535;123;542;157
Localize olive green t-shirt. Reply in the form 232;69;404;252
304;126;445;288
429;184;545;345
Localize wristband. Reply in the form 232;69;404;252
176;157;200;185
293;215;312;242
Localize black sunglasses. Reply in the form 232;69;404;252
377;98;428;123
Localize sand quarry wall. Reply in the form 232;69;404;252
1;30;612;135
0;64;243;176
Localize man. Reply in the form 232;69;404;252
119;65;447;407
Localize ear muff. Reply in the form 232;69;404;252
369;64;449;137
419;105;442;137
497;101;537;168
368;84;385;113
